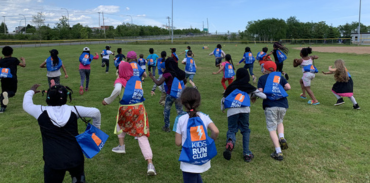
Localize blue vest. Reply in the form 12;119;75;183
243;52;255;64
346;68;351;78
224;89;250;108
224;62;235;79
157;58;164;75
213;48;222;57
303;64;318;73
170;77;185;99
138;58;146;67
102;49;108;56
264;72;288;100
276;50;287;63
114;55;124;67
46;56;63;72
173;52;179;61
119;76;145;105
0;67;12;78
130;62;144;78
79;53;93;66
185;57;196;73
178;116;217;165
256;51;266;61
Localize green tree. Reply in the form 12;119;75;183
0;22;8;34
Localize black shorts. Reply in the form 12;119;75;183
215;58;223;67
44;163;85;183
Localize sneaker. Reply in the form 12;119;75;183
308;100;320;105
147;163;157;176
223;140;234;160
162;126;171;132
334;98;345;106
101;62;106;67
2;91;9;105
270;151;283;161
85;88;89;92
253;76;256;83
79;86;84;95
300;93;307;99
353;103;360;110
284;73;289;80
244;154;254;162
279;138;289;150
112;145;126;153
106;72;109;74
0;107;5;113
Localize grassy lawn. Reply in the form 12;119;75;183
0;43;369;183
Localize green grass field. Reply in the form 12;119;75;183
0;43;369;183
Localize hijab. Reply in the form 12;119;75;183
164;57;185;80
224;68;256;97
114;61;133;86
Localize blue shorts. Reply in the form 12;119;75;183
185;74;195;81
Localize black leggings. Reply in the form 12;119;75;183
44;163;85;183
1;79;17;108
276;62;284;73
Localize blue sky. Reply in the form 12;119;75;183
1;0;369;33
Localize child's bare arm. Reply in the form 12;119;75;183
284;83;291;91
19;57;26;67
212;65;224;75
175;133;182;146
328;66;336;72
208;123;219;141
310;55;319;59
62;64;68;78
40;61;46;68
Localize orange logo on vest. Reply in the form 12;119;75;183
228;65;232;69
234;93;245;102
249;53;252;56
150;59;153;63
135;80;142;89
190;125;206;141
190;59;193;64
310;65;315;70
178;82;182;89
1;68;9;73
84;54;89;58
131;63;138;69
273;75;280;83
91;133;102;146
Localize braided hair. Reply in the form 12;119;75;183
180;87;201;118
225;54;235;71
50;49;59;66
46;85;73;106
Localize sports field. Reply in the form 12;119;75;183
0;43;369;183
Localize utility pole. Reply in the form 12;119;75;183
207;18;209;34
19;14;26;33
358;0;361;44
203;21;204;31
166;16;171;36
102;12;106;39
2;16;5;34
171;0;173;43
61;8;70;27
126;15;133;24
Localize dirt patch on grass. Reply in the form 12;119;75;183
293;47;370;54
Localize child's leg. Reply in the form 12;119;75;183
221;78;227;90
228;78;233;86
183;172;203;183
117;131;125;146
137;136;153;163
152;66;156;76
226;114;239;145
348;96;357;105
300;79;306;97
85;70;91;89
105;60;109;72
189;80;196;88
305;86;318;102
332;91;342;99
174;99;184;115
159;92;166;106
79;69;85;87
164;95;175;128
188;75;196;87
239;113;252;155
265;107;282;152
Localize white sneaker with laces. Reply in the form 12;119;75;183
147;163;156;176
2;92;9;105
112;145;126;153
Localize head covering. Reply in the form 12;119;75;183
83;47;90;51
127;51;137;59
114;61;133;86
164;57;185;80
224;68;256;97
263;61;277;72
170;48;176;52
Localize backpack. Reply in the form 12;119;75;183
119;76;145;105
256;51;266;61
213;48;222;57
0;67;12;78
178;116;217;165
79;53;92;66
224;62;235;79
243;52;255;64
114;55;124;67
170;77;185;99
102;49;108;56
276;50;287;63
224;89;250;108
264;72;288;100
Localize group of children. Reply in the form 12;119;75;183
0;42;360;183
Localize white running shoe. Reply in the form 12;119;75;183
112;145;126;153
2;92;8;105
147;163;157;176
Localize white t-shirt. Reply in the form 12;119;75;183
102;50;114;60
175;112;213;173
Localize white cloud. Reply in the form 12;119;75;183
126;7;130;11
137;14;146;17
93;5;120;14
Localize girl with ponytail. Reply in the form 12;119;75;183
212;54;235;92
40;49;68;87
267;42;289;80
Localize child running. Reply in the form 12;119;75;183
114;48;126;74
267;42;289;80
138;54;147;81
257;61;291;161
146;48;159;77
180;46;195;58
212;54;235;93
0;46;26;113
78;47;99;95
181;50;197;88
171;48;179;62
256;47;272;73
175;87;219;183
222;68;266;162
150;51;167;106
294;47;319;105
101;45;115;73
102;61;156;176
209;44;226;68
149;57;187;132
237;47;256;82
40;49;68;87
322;59;360;109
